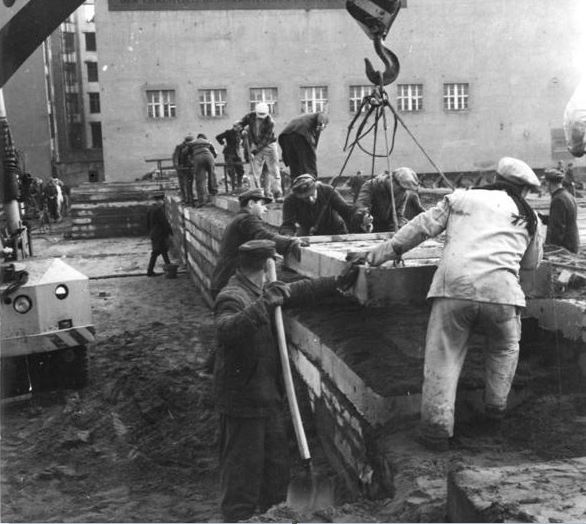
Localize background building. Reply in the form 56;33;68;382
94;0;585;182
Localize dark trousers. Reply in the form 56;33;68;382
279;134;317;180
224;150;245;191
194;154;217;205
183;168;195;205
219;411;290;522
147;248;170;275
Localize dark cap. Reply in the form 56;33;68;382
543;168;565;183
238;188;273;205
291;174;316;197
238;239;277;259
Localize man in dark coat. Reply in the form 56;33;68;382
356;168;426;232
211;188;301;300
539;169;580;253
216;123;245;193
146;193;173;276
172;134;195;204
278;112;328;181
190;133;218;207
280;174;368;236
214;239;358;522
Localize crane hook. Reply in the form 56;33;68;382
365;36;400;86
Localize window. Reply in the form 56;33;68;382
443;83;469;111
65;93;80;117
86;62;98;82
63;32;75;54
85;32;97;52
349;85;373;113
88;92;100;113
397;84;423;112
146;89;176;119
63;62;77;87
199;89;227;118
300;86;328;113
69;123;83;150
90;122;102;149
249;87;278;115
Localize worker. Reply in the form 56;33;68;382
214;239;359;522
355;168;425;232
358;157;544;451
191;133;218;207
348;169;368;203
172;134;195;204
146;193;173;277
216;123;245;193
237;102;283;201
538;169;580;253
563;162;576;196
277;112;328;181
211;188;302;300
280;174;370;236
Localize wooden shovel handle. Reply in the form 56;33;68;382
266;258;311;462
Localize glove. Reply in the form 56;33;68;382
262;281;291;308
336;264;359;292
287;238;303;262
345;251;368;266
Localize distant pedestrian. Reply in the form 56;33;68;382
348;170;368;203
564;162;576;196
216;123;245;193
237;102;282;201
172;134;196;205
191;133;218;207
146;193;173;277
278;112;328;181
539;169;580;253
44;176;63;222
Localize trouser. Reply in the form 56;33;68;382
251;143;281;198
194;154;217;204
47;196;60;220
279;134;317;180
224;150;244;191
420;298;521;438
147;248;171;274
177;167;188;202
219;411;289;522
183;168;195;205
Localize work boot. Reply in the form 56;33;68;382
414;427;450;452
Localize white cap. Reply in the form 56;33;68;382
255;102;269;117
496;157;541;188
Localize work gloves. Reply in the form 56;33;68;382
262;281;291;309
336;264;360;293
286;238;309;262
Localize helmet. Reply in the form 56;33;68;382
255;102;269;117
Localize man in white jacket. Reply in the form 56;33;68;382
363;157;544;451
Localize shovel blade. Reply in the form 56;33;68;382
286;473;335;512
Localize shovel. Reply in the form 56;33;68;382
266;258;335;513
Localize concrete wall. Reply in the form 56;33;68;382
94;0;586;182
3;48;53;179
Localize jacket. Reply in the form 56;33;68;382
278;113;324;149
237;112;276;151
280;182;356;236
214;271;337;417
190;137;217;160
356;176;425;232
215;129;242;155
147;204;172;251
211;209;294;297
368;189;544;307
544;188;580;253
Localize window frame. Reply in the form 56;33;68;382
198;88;227;118
84;32;97;52
443;82;469;112
397;83;423;112
88;92;101;114
146;89;177;119
249;87;278;115
86;61;98;82
90;121;102;149
348;85;373;113
300;86;328;114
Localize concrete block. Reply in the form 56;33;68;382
526;298;586;342
448;457;586;523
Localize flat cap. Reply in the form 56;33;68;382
238;239;277;259
496;157;541;188
185;133;194;142
543;168;565;183
393;167;420;191
291;174;317;197
238;188;273;205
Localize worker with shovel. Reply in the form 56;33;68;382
214;239;358;522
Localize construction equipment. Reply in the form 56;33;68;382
266;258;335;512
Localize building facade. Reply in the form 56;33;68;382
95;0;585;182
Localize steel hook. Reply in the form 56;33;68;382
365;36;400;86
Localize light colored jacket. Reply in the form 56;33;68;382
368;189;544;306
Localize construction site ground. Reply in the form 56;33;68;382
1;218;586;523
